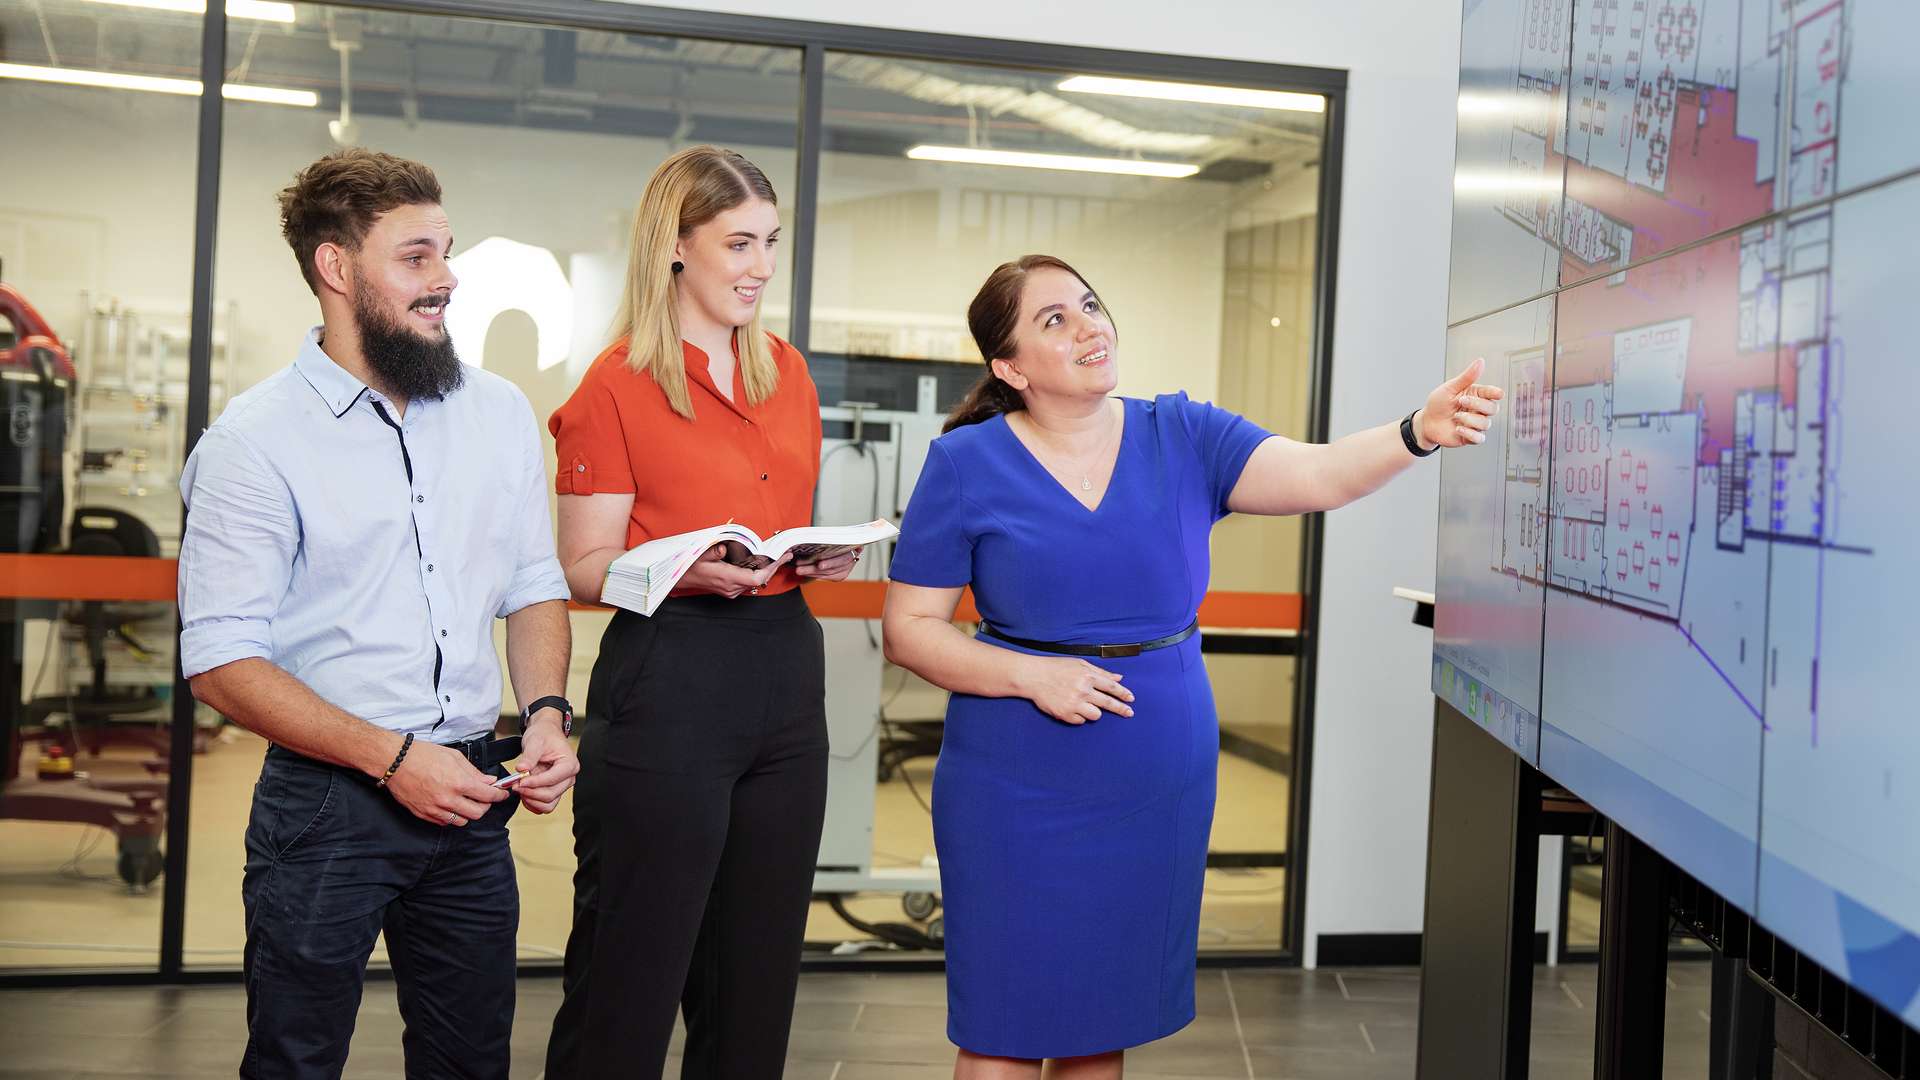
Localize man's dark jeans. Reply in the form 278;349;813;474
240;744;519;1079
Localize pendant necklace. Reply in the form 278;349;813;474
1031;405;1117;494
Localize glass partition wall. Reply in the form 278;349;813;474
810;54;1328;954
0;0;1344;978
2;0;205;971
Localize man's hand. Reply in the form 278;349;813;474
513;713;580;814
383;738;510;826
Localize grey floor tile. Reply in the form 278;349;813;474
1125;1022;1257;1077
1332;970;1420;1004
1358;1021;1417;1056
1121;1068;1259;1076
0;998;181;1041
5;1075;211;1080
121;1035;257;1076
790;1000;866;1032
0;1036;152;1076
1237;999;1419;1047
788;972;903;1005
1238;1020;1373;1055
1248;1044;1414;1080
0;961;1725;1078
786;1026;955;1066
837;972;949;1006
854;1002;949;1034
1227;969;1346;1002
1192;970;1236;1018
835;1065;955;1080
773;1062;840;1080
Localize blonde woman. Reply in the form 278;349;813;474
544;146;856;1078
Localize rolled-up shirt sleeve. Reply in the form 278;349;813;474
496;391;572;618
177;426;298;679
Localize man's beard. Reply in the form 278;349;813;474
353;288;465;402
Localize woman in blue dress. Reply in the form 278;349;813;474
881;254;1503;1079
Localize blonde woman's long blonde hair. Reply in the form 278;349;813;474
614;146;781;419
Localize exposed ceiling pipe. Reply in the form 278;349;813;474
589;34;1241;161
176;12;1316;168
326;11;361;145
824;54;1215;157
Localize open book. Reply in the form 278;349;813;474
601;518;900;616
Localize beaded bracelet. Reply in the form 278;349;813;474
376;732;414;789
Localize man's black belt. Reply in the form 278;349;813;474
269;733;521;773
978;618;1199;659
447;733;521;769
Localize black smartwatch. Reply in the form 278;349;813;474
1400;410;1440;458
521;695;574;737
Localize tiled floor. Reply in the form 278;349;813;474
3;718;1294;969
0;960;1716;1079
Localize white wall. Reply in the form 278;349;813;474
627;0;1466;964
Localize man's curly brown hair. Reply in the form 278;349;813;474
278;148;443;295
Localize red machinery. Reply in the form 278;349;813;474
0;275;167;889
0;279;75;554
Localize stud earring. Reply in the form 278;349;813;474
671;261;684;274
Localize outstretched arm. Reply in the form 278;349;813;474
1226;357;1505;516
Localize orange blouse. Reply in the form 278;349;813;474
550;334;823;596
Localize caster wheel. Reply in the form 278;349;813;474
902;891;939;921
118;836;164;888
926;915;944;945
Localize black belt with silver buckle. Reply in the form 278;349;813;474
978;618;1199;659
448;733;521;769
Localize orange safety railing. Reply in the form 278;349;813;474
0;555;1302;632
0;554;178;602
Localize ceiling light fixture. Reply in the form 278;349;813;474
0;62;317;106
905;144;1199;178
74;0;297;22
1057;75;1324;114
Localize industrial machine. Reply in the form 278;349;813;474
811;375;951;947
0;273;168;890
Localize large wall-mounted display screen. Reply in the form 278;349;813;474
1446;0;1571;325
1538;243;1771;915
1752;175;1920;1023
1439;0;1920;1024
1433;298;1553;762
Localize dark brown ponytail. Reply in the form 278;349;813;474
943;375;1026;434
943;253;1109;433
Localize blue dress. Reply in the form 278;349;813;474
889;393;1272;1058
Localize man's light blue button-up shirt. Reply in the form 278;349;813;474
178;328;570;743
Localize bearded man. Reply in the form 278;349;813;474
178;148;577;1079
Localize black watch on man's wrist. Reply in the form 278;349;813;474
521;695;573;737
1401;410;1440;458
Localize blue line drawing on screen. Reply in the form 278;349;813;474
1532;0;1877;741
